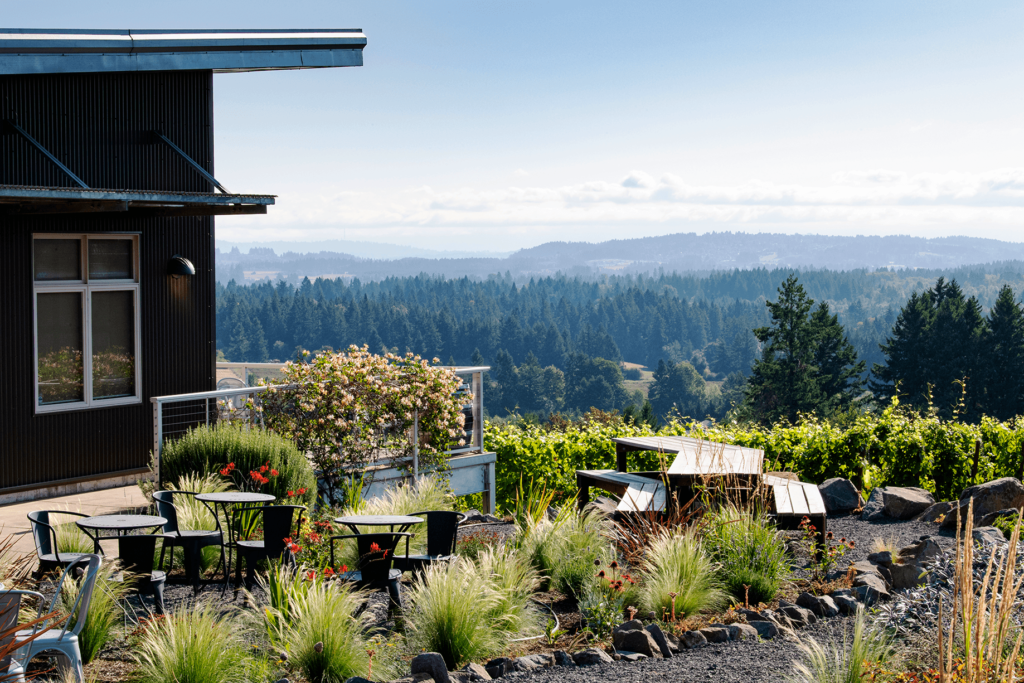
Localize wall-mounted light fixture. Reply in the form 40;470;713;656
167;254;195;278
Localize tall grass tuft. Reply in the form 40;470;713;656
637;527;726;619
705;505;790;605
790;607;893;683
133;602;254;683
937;501;1024;681
407;557;503;669
476;546;541;635
52;509;93;556
265;572;387;683
59;560;132;664
160;423;316;506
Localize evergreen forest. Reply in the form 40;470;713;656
215;263;1024;424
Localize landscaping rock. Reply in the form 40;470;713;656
973;526;1008;545
645;623;673;658
747;620;780;639
617;652;648;662
943;478;1024;529
852;574;889;605
484;658;514;679
796;592;838;617
613;619;644;633
571;648;613;666
819;478;864;514
866;551;893;565
460;663;492;681
699;626;731;643
778;605;817;628
736;607;767;621
680;630;709;649
915;501;955;523
449;673;473;683
833;595;859;615
862;487;935;521
411;653;450;683
613;628;662;658
514;654;554;671
727;623;759;641
886;537;943;590
663;631;681;653
979;508;1023;527
551;651;574;667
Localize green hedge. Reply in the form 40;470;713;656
160;423;316;506
483;398;1024;511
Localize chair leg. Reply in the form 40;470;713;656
387;578;403;612
153;582;166;615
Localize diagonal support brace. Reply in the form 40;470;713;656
154;131;231;194
3;119;89;188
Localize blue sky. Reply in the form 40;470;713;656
6;1;1024;251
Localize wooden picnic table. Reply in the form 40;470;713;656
575;436;827;546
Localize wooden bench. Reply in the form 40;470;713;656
763;473;827;547
575;469;667;512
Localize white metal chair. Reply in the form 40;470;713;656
14;554;102;683
0;587;40;682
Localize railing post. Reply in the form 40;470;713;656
485;460;496;515
205;397;209;426
473;370;483;451
412;409;419;478
152;399;163;489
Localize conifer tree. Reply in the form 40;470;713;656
811;302;866;413
984;285;1024;420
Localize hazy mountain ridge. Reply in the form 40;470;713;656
216;232;1024;284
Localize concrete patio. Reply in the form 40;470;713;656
0;484;149;556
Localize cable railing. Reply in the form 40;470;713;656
151;364;488;485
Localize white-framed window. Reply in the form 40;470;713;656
33;234;141;413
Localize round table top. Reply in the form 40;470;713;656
76;514;167;531
334;514;424;527
195;491;276;504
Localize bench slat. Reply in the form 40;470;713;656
773;484;794;515
789;482;810;516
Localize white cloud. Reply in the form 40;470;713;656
218;167;1024;248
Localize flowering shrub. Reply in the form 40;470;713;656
218;460;280;492
799;516;855;582
262;346;467;503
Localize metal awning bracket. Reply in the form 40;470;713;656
153;131;231;194
2;119;89;189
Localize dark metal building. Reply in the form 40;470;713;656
0;29;365;501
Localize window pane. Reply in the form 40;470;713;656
92;290;136;400
34;239;81;281
37;292;84;405
88;239;134;280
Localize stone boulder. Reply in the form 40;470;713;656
613;619;644;634
818;478;864;514
613;628;662;658
680;630;708;648
484;658;513;679
551;651;574;667
698;626;730;643
862;487;935;521
778;605;817;628
797;592;840;618
915;501;955;523
645;623;673;658
411;654;450;683
944;478;1024;530
979;508;1023;527
833;595;859;615
727;623;759;640
748;620;780;639
973;526;1008;545
513;654;554;672
571;648;613;666
460;664;492;681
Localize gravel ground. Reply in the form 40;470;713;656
507;512;956;683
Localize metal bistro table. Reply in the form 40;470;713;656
334;514;424;534
76;515;167;554
195;491;276;586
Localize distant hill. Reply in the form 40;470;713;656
216;232;1024;284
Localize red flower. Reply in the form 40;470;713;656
306;570;316;581
308;532;322;543
370;542;381;553
323;567;335;577
219;467;231;476
283;537;293;544
298;487;308;495
270;469;279;477
341;564;348;573
287;490;296;497
259;465;268;474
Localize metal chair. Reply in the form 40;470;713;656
233;505;306;588
115;535;166;614
0;587;41;682
330;532;411;610
392;511;465;573
26;511;92;578
153;490;226;592
15;554;102;683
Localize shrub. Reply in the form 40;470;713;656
791;607;893;683
54;512;94;556
476;546;540;636
266;573;386;683
406;557;504;669
133;603;255;683
59;560;132;664
160;423;315;507
705;505;790;605
637;527;726;620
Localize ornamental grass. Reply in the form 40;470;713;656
637;526;726;620
705;504;790;605
790;606;894;683
58;559;132;665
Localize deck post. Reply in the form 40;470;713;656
484;460;496;514
615;442;629;472
576;471;590;512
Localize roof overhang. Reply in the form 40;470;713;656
0;185;275;216
0;29;365;75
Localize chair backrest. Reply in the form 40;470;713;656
0;590;20;670
151;491;181;534
44;554;101;640
26;510;54;559
260;505;305;558
353;532;403;584
117;535;158;577
27;510;89;563
412;511;466;557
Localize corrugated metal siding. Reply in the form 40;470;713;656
0;70;216;490
0;70;213;192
